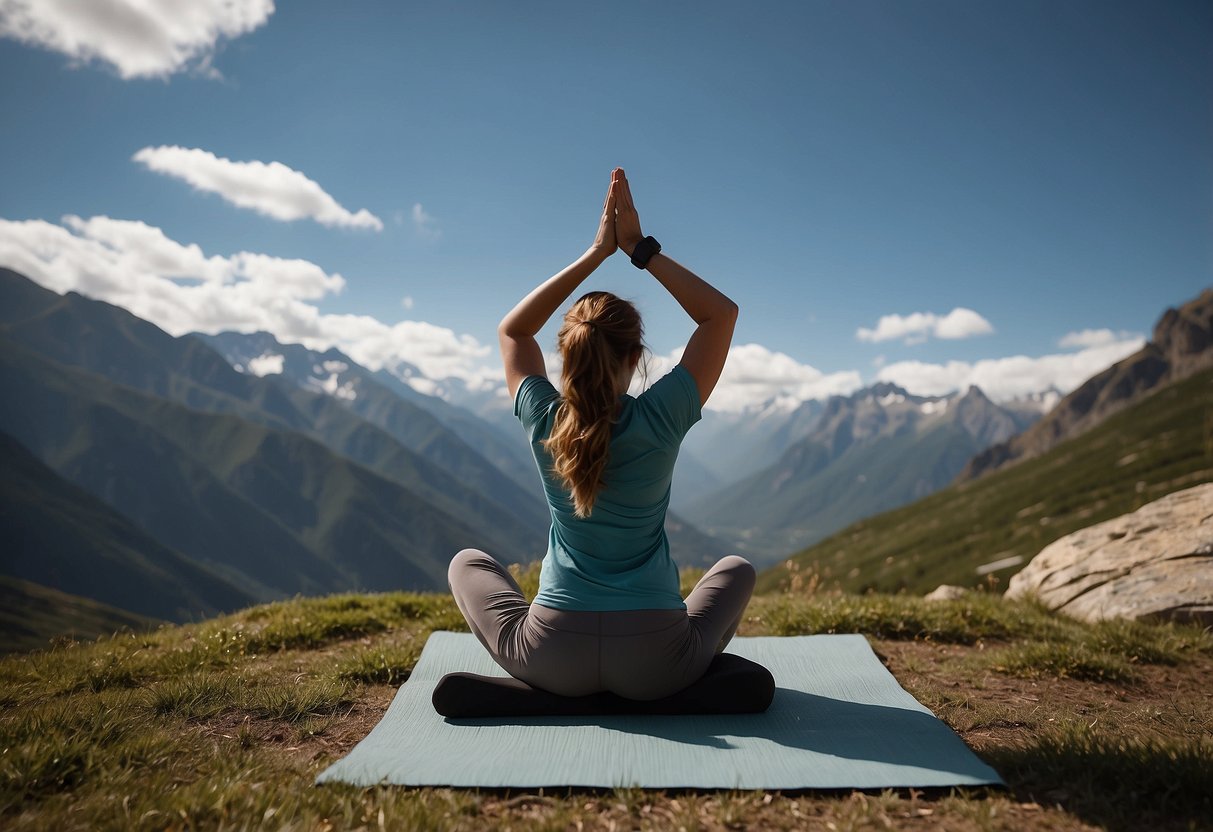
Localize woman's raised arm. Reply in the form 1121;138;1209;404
498;173;619;398
615;171;737;407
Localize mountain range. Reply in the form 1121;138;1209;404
960;288;1213;482
0;268;732;630
683;383;1042;563
758;363;1213;594
5;262;1206;639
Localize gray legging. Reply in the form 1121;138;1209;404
447;549;756;700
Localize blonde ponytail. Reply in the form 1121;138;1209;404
542;292;643;518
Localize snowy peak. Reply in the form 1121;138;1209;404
200;331;363;402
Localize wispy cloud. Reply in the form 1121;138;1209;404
856;308;994;344
0;0;274;80
1058;328;1140;350
874;335;1145;401
0;215;493;387
411;203;441;240
133;146;383;230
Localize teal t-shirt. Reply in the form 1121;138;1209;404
514;364;702;611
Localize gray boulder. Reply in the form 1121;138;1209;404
1005;483;1213;625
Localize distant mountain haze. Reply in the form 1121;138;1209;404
0;270;548;560
196;331;540;494
676;398;826;504
960;288;1213;482
685;383;1041;564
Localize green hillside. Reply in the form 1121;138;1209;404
758;368;1213;594
0;431;254;621
0;577;162;653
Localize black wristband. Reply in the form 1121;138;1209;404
630;236;662;269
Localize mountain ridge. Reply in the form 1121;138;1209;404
0;429;255;621
959;288;1213;482
759;364;1213;594
0;269;550;556
686;381;1039;563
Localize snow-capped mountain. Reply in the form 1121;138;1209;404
682;381;1042;565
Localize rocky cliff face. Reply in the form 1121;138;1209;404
959;289;1213;482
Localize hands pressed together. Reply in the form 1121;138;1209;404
593;168;644;260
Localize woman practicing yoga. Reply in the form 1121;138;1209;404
448;168;755;700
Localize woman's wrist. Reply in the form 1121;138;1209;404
585;244;613;265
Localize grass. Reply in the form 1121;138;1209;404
759;367;1213;594
2;581;1210;831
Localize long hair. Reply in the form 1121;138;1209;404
541;291;644;518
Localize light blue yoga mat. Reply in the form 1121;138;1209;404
317;631;1002;790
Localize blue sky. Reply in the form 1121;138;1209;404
0;0;1209;410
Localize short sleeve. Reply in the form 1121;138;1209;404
637;364;702;444
513;375;560;436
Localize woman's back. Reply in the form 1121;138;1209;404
514;364;702;611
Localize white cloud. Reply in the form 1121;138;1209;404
0;215;491;388
1058;328;1139;350
401;295;415;310
0;0;273;80
875;336;1145;401
411;203;441;240
856;307;994;344
133;146;383;231
0;213;1153;415
637;343;863;413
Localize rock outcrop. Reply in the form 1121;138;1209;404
1005;484;1213;625
960;289;1213;482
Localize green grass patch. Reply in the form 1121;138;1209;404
199;591;461;655
984;641;1138;683
241;679;351;722
146;673;240;719
1083;617;1212;664
334;639;424;685
748;592;1066;644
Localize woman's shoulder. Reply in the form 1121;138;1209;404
633;364;702;441
514;375;560;427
